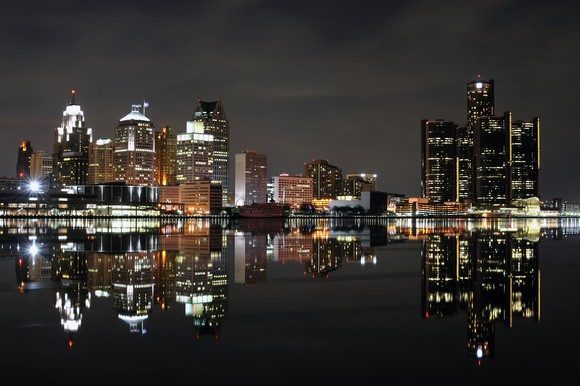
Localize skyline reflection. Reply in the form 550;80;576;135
5;218;580;360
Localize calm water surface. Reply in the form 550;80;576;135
0;218;578;385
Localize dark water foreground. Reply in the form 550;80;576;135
0;217;578;385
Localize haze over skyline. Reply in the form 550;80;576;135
1;0;579;199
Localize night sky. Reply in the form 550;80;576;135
1;0;579;199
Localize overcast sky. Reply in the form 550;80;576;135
1;0;579;199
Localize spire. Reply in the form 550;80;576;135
70;89;77;105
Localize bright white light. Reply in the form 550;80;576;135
29;243;39;257
475;82;483;89
476;347;483;358
29;180;41;193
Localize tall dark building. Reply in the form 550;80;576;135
53;91;93;186
304;159;343;199
192;100;229;205
474;112;512;207
460;79;495;201
155;126;177;186
16;140;33;179
421;119;458;202
511;118;540;200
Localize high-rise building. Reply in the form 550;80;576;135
511;118;540;200
191;100;229;205
304;159;342;199
234;150;268;205
155;126;177;186
474;111;511;207
88;139;114;184
30;151;53;181
273;174;313;208
459;79;495;201
53;90;93;186
113;105;155;186
176;120;213;183
421;119;458;202
16;140;33;179
343;173;377;197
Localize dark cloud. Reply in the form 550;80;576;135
1;0;579;199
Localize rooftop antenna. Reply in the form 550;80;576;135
143;100;150;116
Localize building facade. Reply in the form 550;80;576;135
155;126;177;186
304;159;343;199
53;91;93;186
191;100;229;205
88;139;114;184
176;120;213;183
273;174;313;208
235;150;268;205
17;140;33;179
343;173;377;197
460;79;495;201
113;105;155;186
511;118;540;200
421;119;458;202
30;151;53;181
474;112;512;207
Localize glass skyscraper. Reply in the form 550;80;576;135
421;119;458;202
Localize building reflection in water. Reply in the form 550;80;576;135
421;229;540;363
6;218;577;356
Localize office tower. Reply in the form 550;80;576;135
474;112;511;206
304;159;343;199
191;100;229;205
272;174;313;208
421;234;459;318
177;120;213;183
16;141;33;179
421;119;458;202
234;150;268;205
343;173;377;197
511;118;540;200
113;105;155;186
53;90;93;186
459;79;495;201
113;251;155;334
155;126;177;186
30;151;53;180
234;232;267;285
88;139;114;184
154;250;177;311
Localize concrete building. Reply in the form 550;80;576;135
273;174;313;208
304;159;342;199
30;151;53;180
17;140;33;179
235;150;268;205
159;181;223;215
177;121;213;183
88;139;114;184
343;173;377;197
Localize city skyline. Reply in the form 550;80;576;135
2;1;580;199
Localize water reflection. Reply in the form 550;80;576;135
5;218;580;361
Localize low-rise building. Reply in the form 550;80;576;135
273;174;313;209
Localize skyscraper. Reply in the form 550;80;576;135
113;105;155;186
30;151;53;181
304;159;343;199
155;126;177;186
421;119;458;202
16;140;33;179
88;139;114;184
53;90;93;186
474;111;511;207
459;79;495;201
191;100;229;205
511;118;540;200
235;150;268;205
176;120;213;183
